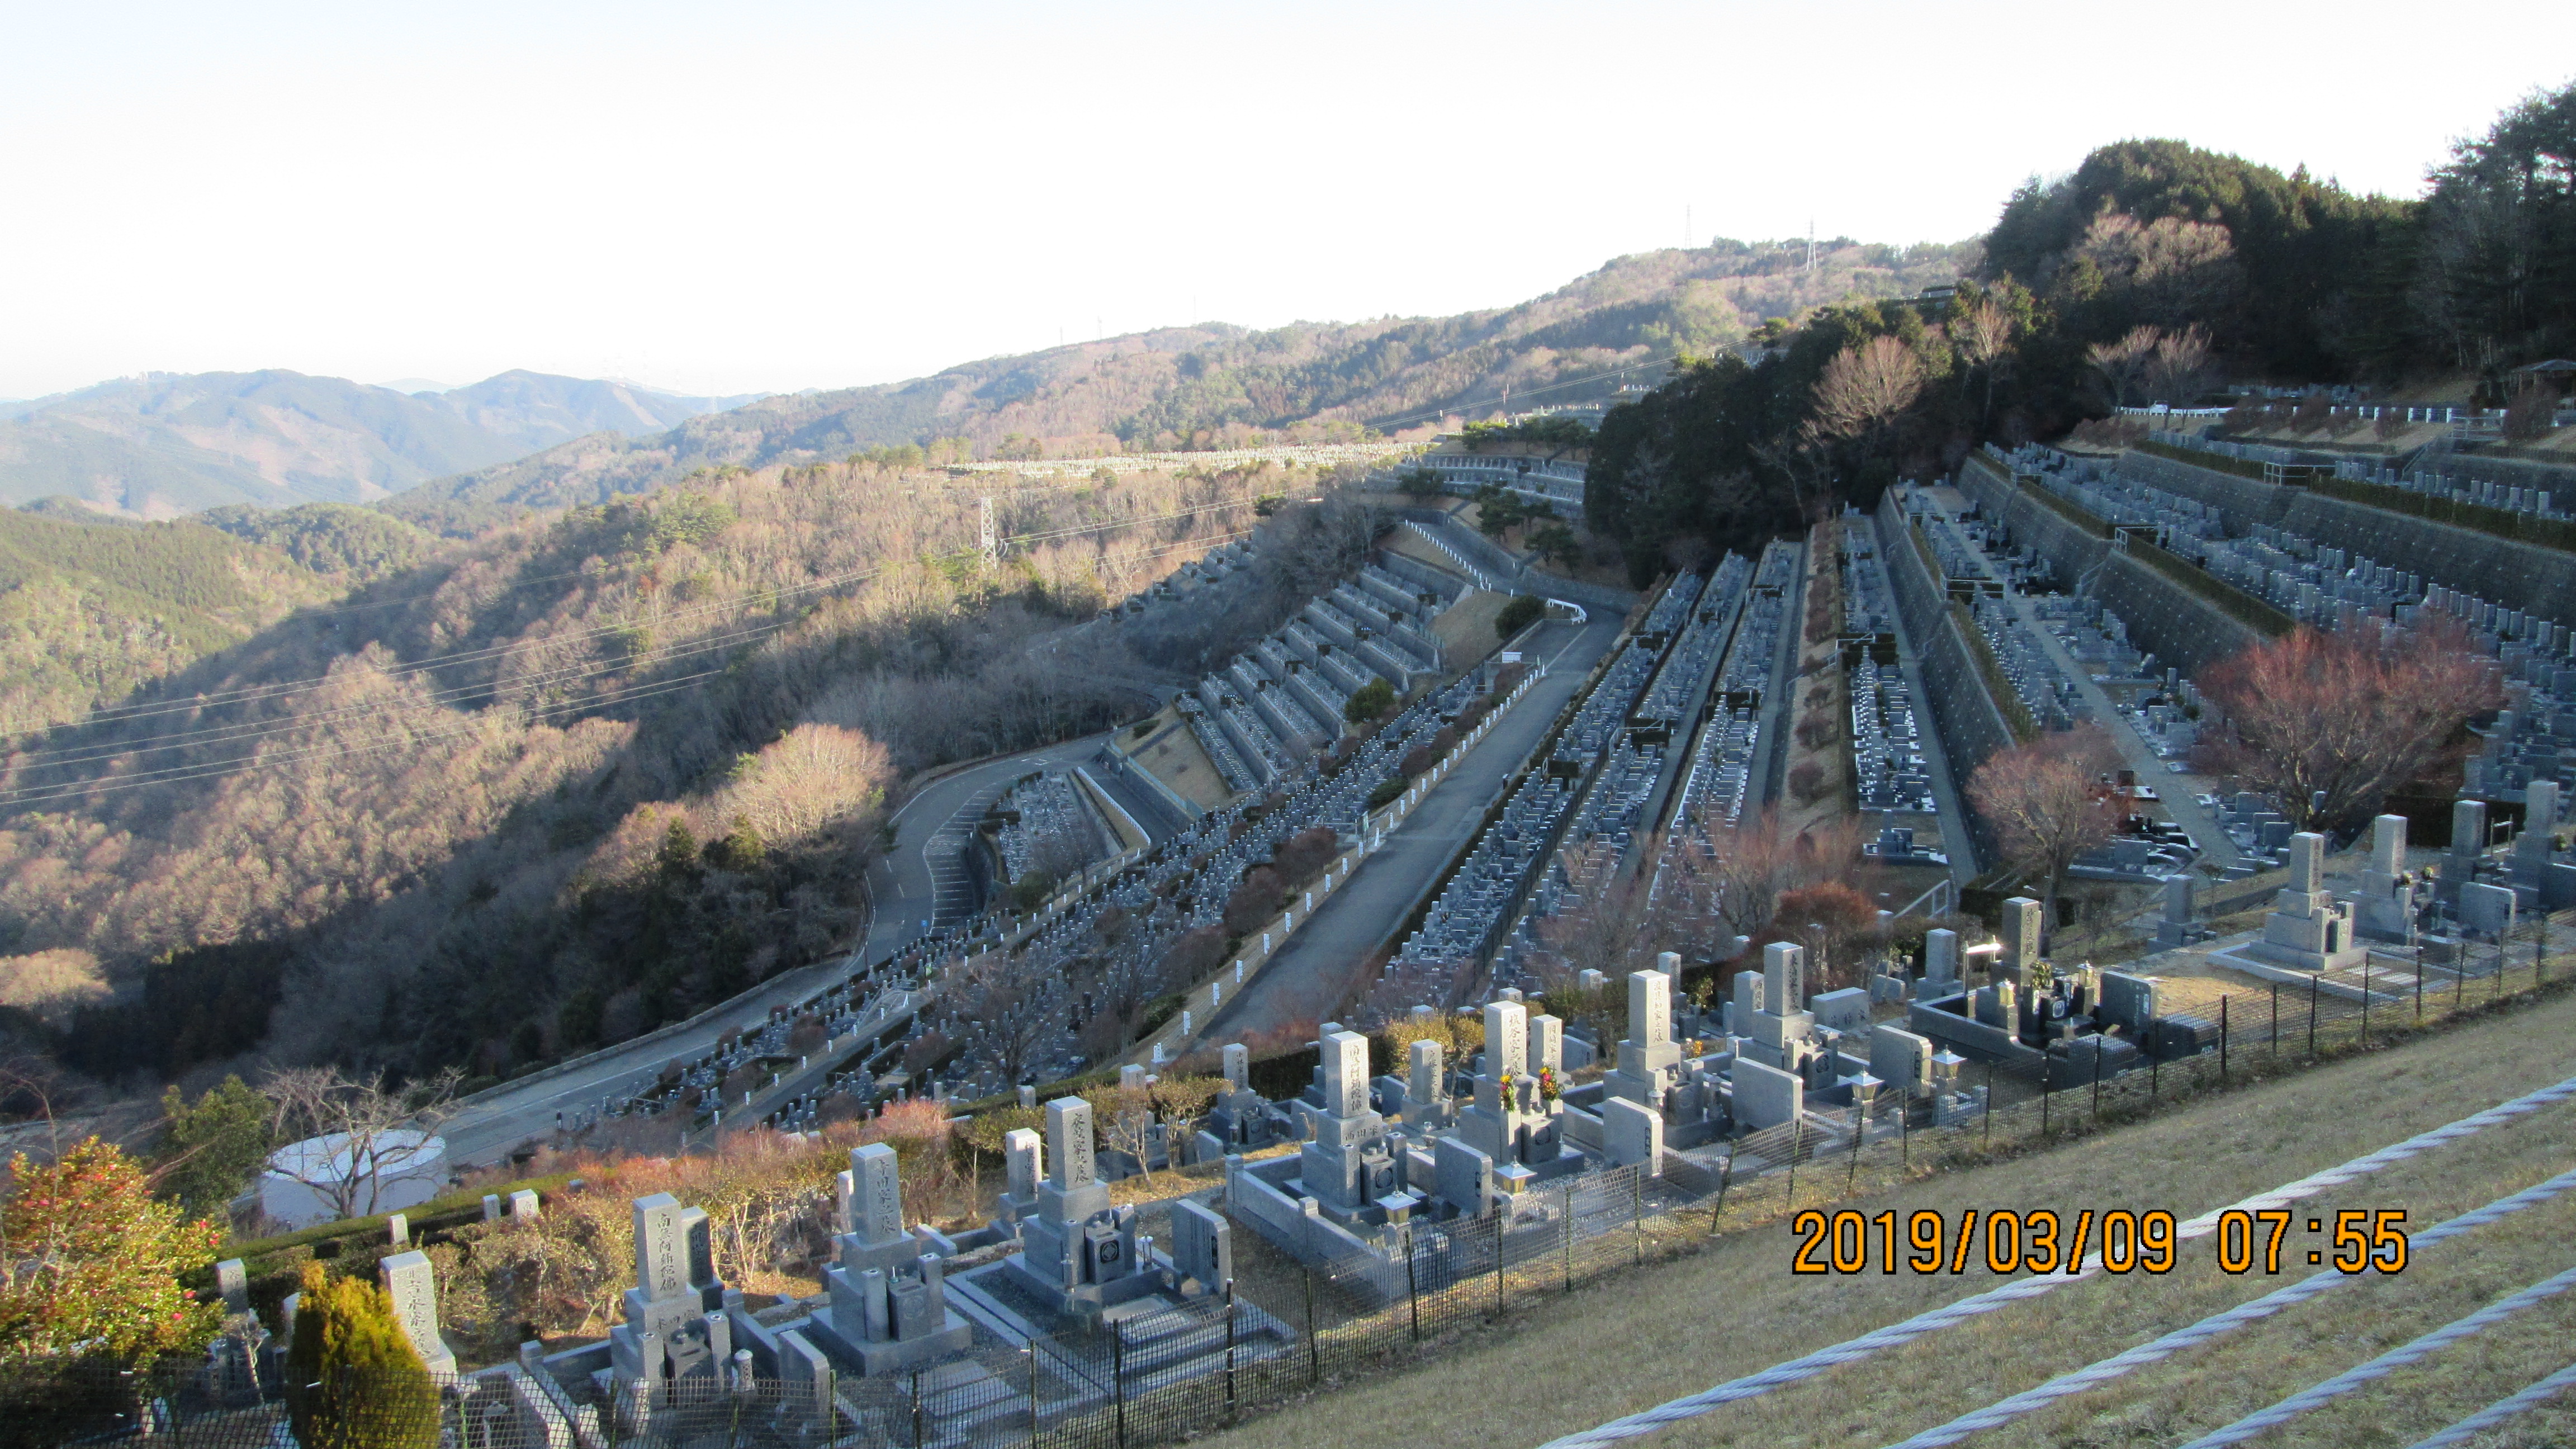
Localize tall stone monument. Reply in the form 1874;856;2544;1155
608;1194;739;1395
2355;815;2418;943
803;1144;970;1374
1003;1097;1162;1317
1604;970;1682;1108
2242;832;2364;972
1296;1031;1399;1217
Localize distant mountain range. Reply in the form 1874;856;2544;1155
386;239;1972;534
0;370;764;519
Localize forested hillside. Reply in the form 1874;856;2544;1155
0;457;1363;1086
0;370;759;518
1586;82;2576;577
385;240;1973;535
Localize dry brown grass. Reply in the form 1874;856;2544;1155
1195;983;2576;1449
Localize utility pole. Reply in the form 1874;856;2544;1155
1806;219;1817;273
979;496;997;566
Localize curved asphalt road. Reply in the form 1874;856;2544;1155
440;730;1126;1168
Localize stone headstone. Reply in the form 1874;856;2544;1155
1407;1039;1443;1114
1432;1135;1493;1218
2370;814;2407;875
1810;987;1869;1034
1762;941;1805;1013
1005;1129;1043;1202
379;1251;456;1374
1484;999;1528;1079
2463;880;2517;936
633;1194;692;1303
1321;1031;1370;1119
1018;1084;1038;1109
509;1189;540;1220
1731;1057;1802;1131
2099;970;2160;1036
2287;832;2326;894
850;1143;903;1244
1222;1043;1250;1092
1999;898;2042;978
482;1194;503;1223
1601;1097;1663;1174
1120;1063;1148;1092
1922;929;1959;988
214;1258;249;1317
1630;969;1672;1045
1654;950;1682;978
386;1213;409;1247
1867;1024;1934;1097
1732;967;1763;1025
1530;1014;1564;1073
1578;968;1608;994
1170;1199;1232;1289
1045;1097;1096;1190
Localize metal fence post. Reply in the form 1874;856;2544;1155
2220;996;2229;1085
1711;1140;1737;1236
2091;1043;2104;1119
2318;964;2339;1057
2361;959;2371;1046
2457;943;2469;1011
1027;1346;1040;1449
2041;1076;2049;1138
1565;1180;1578;1287
1845;1097;1865;1195
1631;1166;1645;1266
1982;1063;1995;1150
1223;1277;1238;1426
2270;982;2280;1053
1405;1228;1421;1341
1111;1322;1127;1449
1302;1265;1317;1386
912;1368;926;1449
1785;1117;1803;1213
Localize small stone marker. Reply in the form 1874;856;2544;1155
1484;998;1528;1078
1005;1128;1043;1201
378;1251;456;1373
386;1212;409;1247
1221;1042;1250;1092
509;1188;540;1220
1530;1013;1564;1073
1602;1097;1663;1175
214;1258;249;1317
481;1194;502;1223
1999;898;2042;980
632;1194;691;1302
1170;1198;1233;1289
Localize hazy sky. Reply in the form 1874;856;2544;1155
2;2;2566;400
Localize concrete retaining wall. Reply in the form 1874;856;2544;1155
1959;456;2271;676
2118;448;2576;626
1876;495;2018;783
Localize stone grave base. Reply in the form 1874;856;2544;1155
799;1306;976;1377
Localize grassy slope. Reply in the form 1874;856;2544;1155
1201;985;2576;1449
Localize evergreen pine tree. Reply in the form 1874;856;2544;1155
285;1263;439;1449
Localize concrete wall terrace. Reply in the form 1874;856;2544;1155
1876;493;2017;810
1960;455;2270;676
2115;448;2576;624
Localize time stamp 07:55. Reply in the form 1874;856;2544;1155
1789;1207;2412;1277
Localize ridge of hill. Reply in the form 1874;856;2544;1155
382;239;1975;535
0;370;764;519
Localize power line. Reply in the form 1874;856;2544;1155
5;505;1269;794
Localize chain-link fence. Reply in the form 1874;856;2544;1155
13;915;2566;1448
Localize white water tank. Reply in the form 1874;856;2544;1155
259;1130;447;1230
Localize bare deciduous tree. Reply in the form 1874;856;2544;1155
2086;325;2163;409
1966;725;2123;931
2195;618;2504;835
1809;335;1928;451
259;1065;465;1221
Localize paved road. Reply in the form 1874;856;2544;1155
1998;586;2243;872
1180;615;1625;1045
441;731;1131;1168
